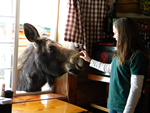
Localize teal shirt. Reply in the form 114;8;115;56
107;52;149;112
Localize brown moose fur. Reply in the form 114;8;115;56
16;23;87;92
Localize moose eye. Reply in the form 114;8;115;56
49;46;55;51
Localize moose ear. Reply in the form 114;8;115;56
23;23;40;42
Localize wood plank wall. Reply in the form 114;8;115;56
117;0;150;32
117;0;142;14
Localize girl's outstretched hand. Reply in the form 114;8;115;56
80;50;91;63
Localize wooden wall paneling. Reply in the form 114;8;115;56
117;0;142;14
53;73;68;97
76;81;107;109
53;67;108;110
70;67;108;109
118;0;139;4
68;74;78;105
144;81;150;113
117;4;141;13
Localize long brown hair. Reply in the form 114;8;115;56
113;17;147;65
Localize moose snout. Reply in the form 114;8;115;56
75;57;87;70
70;53;88;70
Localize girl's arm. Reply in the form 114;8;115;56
80;50;111;73
90;59;111;73
123;75;144;113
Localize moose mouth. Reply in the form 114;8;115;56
75;63;84;70
67;63;85;76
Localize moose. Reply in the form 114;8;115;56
16;23;87;92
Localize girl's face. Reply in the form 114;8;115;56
113;25;118;41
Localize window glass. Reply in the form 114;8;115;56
0;0;16;17
0;0;16;95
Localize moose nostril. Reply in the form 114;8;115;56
76;60;86;70
77;58;88;69
75;63;83;70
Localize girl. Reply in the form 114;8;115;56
80;17;149;113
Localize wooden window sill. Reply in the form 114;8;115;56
12;93;68;104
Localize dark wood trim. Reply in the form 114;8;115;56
88;74;110;83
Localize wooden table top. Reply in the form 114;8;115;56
12;93;67;103
12;99;88;113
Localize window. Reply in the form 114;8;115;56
0;0;16;96
0;0;59;96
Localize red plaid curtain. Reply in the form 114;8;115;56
64;0;107;55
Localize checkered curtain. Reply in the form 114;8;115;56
64;0;107;55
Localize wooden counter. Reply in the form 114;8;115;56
88;74;110;83
12;99;88;113
88;74;109;112
88;74;150;113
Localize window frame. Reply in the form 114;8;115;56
10;0;59;97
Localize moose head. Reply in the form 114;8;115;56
16;23;87;92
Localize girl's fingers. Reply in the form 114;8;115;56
80;55;84;59
80;51;86;56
